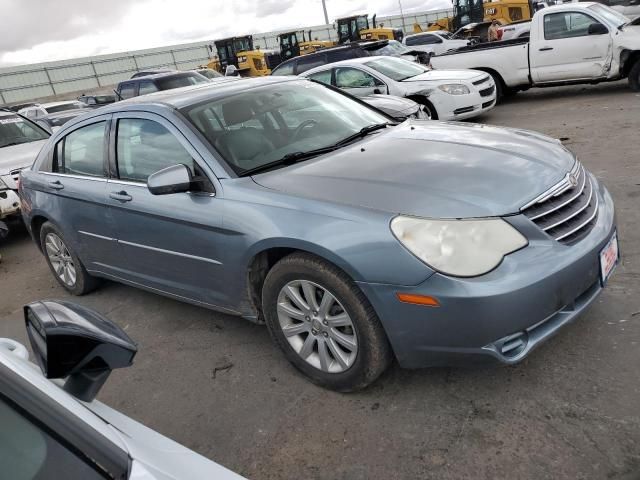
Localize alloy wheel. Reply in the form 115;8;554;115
45;233;77;287
277;280;358;373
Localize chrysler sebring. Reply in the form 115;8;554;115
20;77;618;391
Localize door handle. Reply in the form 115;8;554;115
48;180;64;190
109;191;132;202
539;47;554;51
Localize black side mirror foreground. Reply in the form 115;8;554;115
147;164;193;195
588;23;608;35
24;301;137;402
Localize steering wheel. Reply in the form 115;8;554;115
291;120;318;141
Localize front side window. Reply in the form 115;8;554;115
54;122;106;177
295;56;326;74
307;69;333;85
183;81;388;175
119;84;136;99
116;118;194;183
0;115;49;147
335;68;383;88
406;35;437;46
0;398;105;479
544;11;604;39
271;61;295;76
138;81;159;95
365;57;428;81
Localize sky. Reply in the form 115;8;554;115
0;0;451;67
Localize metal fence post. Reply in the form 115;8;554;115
0;89;6;105
169;50;179;69
89;61;101;87
43;67;56;96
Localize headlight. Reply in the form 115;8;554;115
390;216;527;277
438;84;470;95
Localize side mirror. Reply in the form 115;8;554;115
373;88;382;94
225;65;239;77
588;23;608;35
25;301;137;402
147;164;193;195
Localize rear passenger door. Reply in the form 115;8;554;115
106;112;228;307
34;116;119;272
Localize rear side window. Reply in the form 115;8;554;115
295;55;327;74
53;122;106;177
138;81;159;95
119;83;136;99
116;118;194;183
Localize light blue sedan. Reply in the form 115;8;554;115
20;77;618;391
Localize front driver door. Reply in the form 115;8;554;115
335;67;387;96
106;112;228;308
531;11;612;82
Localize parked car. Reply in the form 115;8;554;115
403;31;471;56
36;109;93;131
360;40;431;64
77;93;117;108
115;71;210;100
0;110;49;221
302;56;496;120
360;94;430;121
0;300;245;479
19;101;87;121
21;77;618;391
430;3;640;97
270;43;372;76
130;69;175;79
196;68;224;79
5;102;40;112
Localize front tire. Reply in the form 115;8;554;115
40;222;100;295
629;60;640;92
262;253;392;392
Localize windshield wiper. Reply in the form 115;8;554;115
240;145;339;176
333;122;394;147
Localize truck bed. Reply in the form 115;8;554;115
439;37;529;57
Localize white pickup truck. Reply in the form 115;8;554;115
430;3;640;99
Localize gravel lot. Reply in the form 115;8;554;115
1;81;639;480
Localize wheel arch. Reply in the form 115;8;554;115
30;214;50;253
243;239;363;323
406;95;438;120
620;49;640;77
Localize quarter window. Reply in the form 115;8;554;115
54;122;106;177
543;12;603;39
116;118;195;183
307;70;333;86
335;68;383;88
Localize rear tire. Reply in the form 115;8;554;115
262;253;393;392
629;60;640;92
40;222;100;296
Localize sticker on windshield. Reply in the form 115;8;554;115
0;118;24;125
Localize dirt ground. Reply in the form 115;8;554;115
1;81;639;480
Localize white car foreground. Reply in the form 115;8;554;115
0;300;245;480
301;56;496;120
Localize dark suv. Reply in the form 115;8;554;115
115;71;209;100
270;43;373;76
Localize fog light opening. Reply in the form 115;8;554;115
396;293;440;307
499;332;528;359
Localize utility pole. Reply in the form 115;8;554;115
321;0;329;24
398;0;406;31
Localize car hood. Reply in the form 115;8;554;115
403;69;484;82
253;122;575;218
0;139;47;174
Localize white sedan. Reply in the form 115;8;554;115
402;31;470;56
301;56;496;121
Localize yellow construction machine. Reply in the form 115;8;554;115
336;14;404;44
210;36;281;77
277;31;336;61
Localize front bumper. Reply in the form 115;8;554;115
0;189;20;220
432;81;497;121
357;181;617;369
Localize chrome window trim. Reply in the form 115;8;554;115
39;171;108;183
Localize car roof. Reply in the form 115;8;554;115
406;30;446;38
303;55;394;74
41;100;82;108
103;76;300;111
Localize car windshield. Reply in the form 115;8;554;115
45;102;85;114
588;4;629;26
439;32;453;39
370;40;410;56
183;81;389;175
156;73;209;90
0;115;49;147
365;57;428;81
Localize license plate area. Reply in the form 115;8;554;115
599;231;619;285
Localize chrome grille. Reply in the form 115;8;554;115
522;161;598;245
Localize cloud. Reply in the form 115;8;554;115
0;0;452;67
